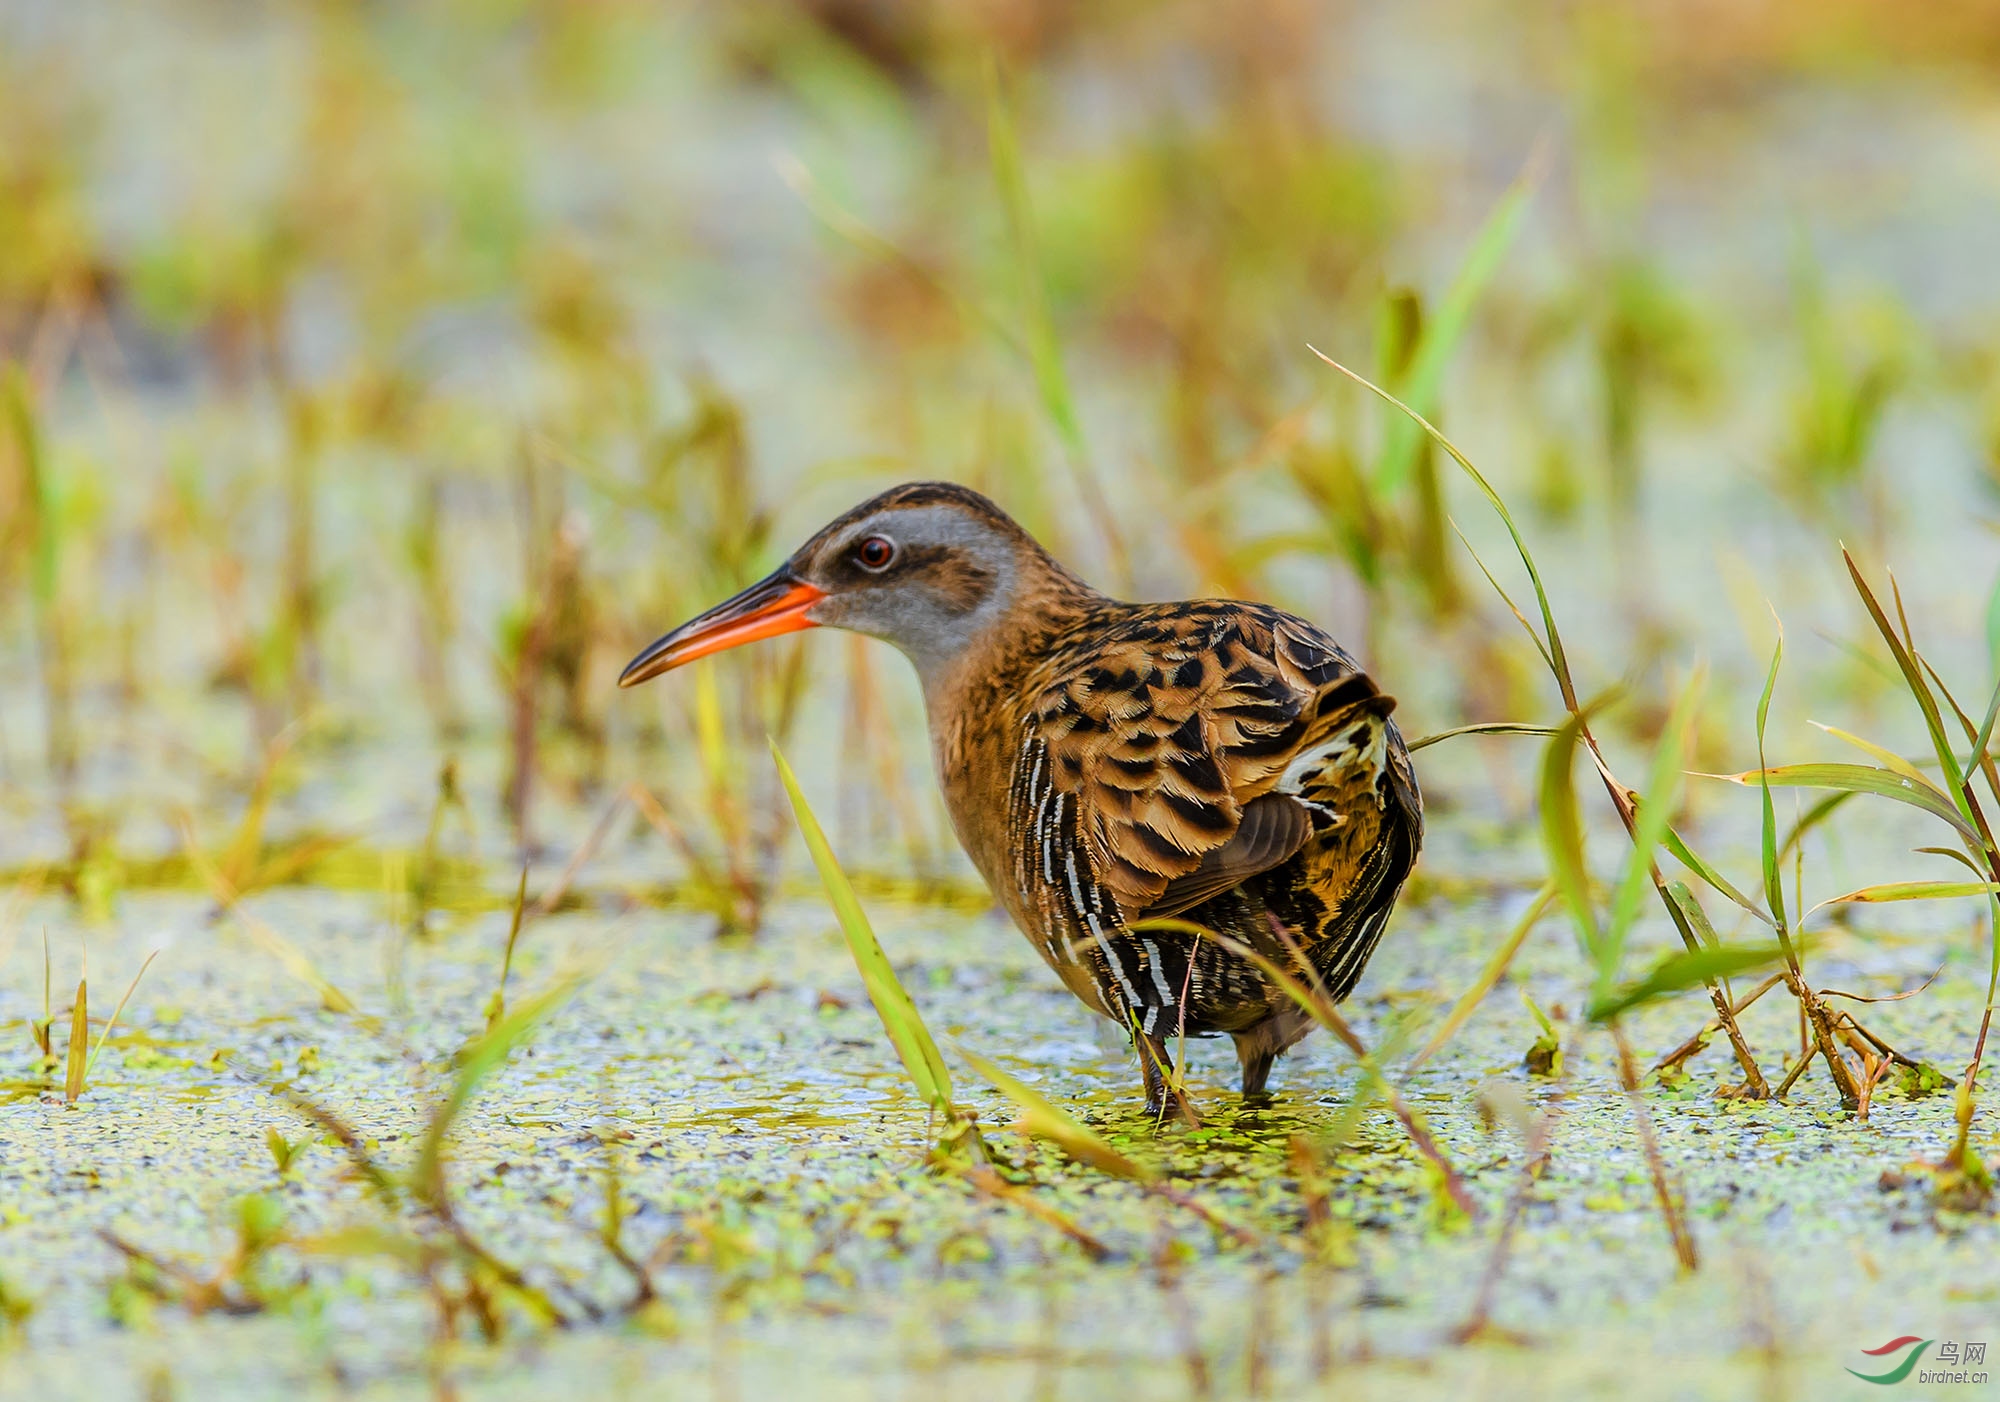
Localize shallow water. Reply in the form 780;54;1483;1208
4;2;2000;1397
1;862;1992;1399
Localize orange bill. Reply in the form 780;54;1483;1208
618;570;826;687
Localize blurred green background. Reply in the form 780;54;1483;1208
4;0;2000;912
6;8;2000;1395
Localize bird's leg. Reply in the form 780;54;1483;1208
1138;1031;1201;1128
1235;1037;1278;1100
1235;1010;1319;1100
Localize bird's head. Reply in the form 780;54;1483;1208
618;481;1074;690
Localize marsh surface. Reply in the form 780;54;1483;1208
1;847;1993;1399
3;1;2000;1398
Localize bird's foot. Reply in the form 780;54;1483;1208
1139;1034;1202;1129
1234;1039;1278;1099
1142;1083;1203;1130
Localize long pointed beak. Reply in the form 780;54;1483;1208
618;569;827;687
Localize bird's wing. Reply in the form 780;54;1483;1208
1024;607;1390;917
1142;791;1313;919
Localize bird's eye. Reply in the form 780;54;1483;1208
855;535;897;571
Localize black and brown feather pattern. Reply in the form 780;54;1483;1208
627;478;1417;1107
999;599;1422;1062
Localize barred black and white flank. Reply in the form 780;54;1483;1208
621;481;1423;1119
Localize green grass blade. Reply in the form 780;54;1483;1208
1843;551;1971;812
1778;790;1857;865
1811;721;1950;794
985;56;1082;460
1405;721;1559;753
1805;880;2000;918
417;976;582;1200
179;815;359;1015
484;866;530;1034
1172;924;1478;1217
1922;661;2000;847
1447;518;1558;674
772;742;952;1112
1133;915;1388;1068
1202;930;1354;1046
1916;846;1990;877
1375;151;1540;492
1755;630;1788;936
1314;349;1577;708
84;949;161;1081
63;979;87;1104
1408;883;1558;1070
1665;881;1723;949
1601;674;1703;1001
1539;711;1602;961
1588;945;1792;1023
1701;762;1981;845
1987;893;2000;1011
1662;829;1773;928
1954;675;2000;799
957;1044;1153;1182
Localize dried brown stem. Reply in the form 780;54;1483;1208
1780;968;1862;1110
533;790;629;916
1968;1006;1993;1098
1591;765;1769;1096
238;1059;399;1204
1455;1026;1580;1342
1149;1182;1265;1249
960;1164;1110;1261
1253;920;1478;1219
1650;973;1785;1079
1854;1044;1896;1123
1772;1050;1814;1100
1612;1022;1697;1271
97;1229;264;1317
1838;1014;1953;1082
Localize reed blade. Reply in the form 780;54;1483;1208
958;1044;1154;1183
1702;762;1980;846
84;950;161;1082
1590;946;1792;1023
63;978;87;1103
1374;149;1541;492
772;742;953;1114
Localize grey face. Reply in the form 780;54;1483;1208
791;504;1022;682
617;484;1052;693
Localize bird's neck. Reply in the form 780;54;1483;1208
913;555;1103;894
913;551;1100;716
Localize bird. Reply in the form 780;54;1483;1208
619;481;1422;1119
